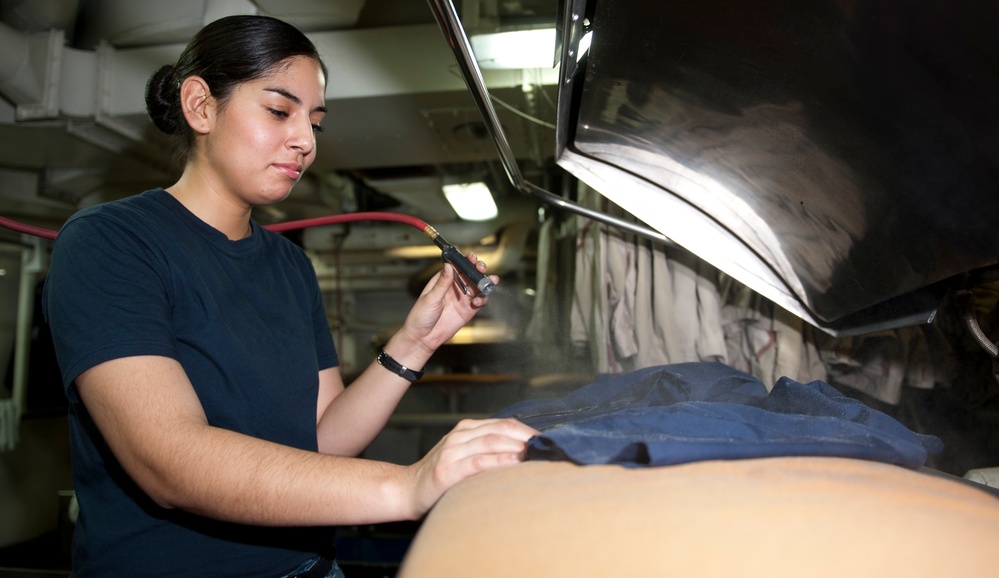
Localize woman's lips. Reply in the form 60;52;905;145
273;163;303;179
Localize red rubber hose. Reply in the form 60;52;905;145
1;209;495;293
264;212;431;234
1;212;433;241
0;216;59;240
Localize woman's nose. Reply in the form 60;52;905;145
288;118;315;154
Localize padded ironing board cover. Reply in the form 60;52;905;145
398;458;999;578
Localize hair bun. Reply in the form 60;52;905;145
145;64;183;135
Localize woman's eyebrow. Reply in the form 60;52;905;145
265;87;328;113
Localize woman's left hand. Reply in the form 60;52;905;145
401;252;497;354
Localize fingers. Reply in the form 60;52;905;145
469;252;486;272
422;255;490;301
411;418;538;514
450;418;539;450
468;253;497;282
403;251;498;351
437;418;538;475
418;261;460;301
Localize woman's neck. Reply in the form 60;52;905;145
166;172;253;240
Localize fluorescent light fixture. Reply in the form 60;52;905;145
442;181;498;221
469;28;556;69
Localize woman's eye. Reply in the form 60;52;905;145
312;124;324;133
269;108;289;119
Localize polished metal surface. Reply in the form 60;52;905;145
425;0;674;247
556;0;999;332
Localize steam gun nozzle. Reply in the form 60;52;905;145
423;225;496;296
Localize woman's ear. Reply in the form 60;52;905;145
179;76;214;135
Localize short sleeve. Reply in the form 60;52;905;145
43;213;179;388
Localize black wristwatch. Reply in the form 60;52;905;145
376;349;425;382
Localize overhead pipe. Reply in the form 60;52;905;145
424;0;675;247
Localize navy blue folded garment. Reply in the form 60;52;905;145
493;362;943;469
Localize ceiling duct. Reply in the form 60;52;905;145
0;0;79;34
72;0;368;49
251;0;367;31
0;22;62;112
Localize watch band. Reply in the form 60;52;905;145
376;349;425;382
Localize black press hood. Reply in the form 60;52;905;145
552;0;999;335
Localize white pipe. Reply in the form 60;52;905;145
12;237;46;417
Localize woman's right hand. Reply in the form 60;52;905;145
405;418;539;518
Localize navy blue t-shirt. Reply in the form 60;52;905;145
43;189;339;577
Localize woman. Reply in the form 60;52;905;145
42;14;537;578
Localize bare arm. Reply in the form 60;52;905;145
77;354;536;527
316;257;498;456
314;363;411;457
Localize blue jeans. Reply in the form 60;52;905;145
279;555;345;578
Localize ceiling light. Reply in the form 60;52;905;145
469;28;557;69
442;181;498;221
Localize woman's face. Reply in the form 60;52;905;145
202;55;327;208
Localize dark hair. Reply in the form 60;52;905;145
145;15;327;162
